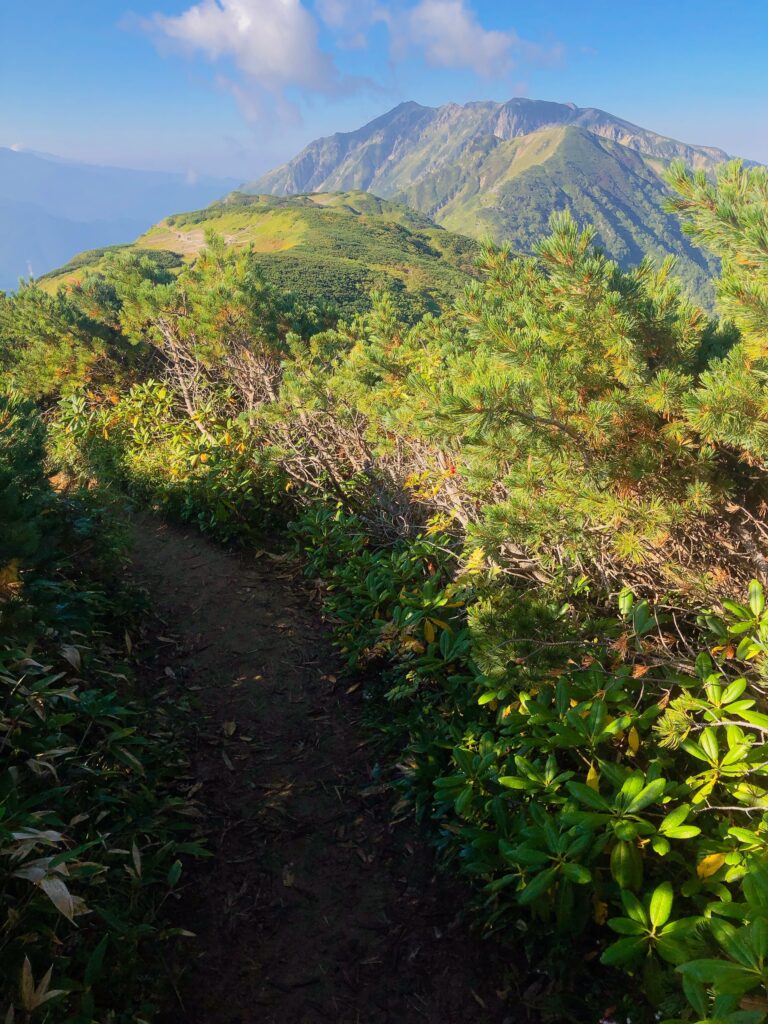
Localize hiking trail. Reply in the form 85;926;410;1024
130;515;516;1024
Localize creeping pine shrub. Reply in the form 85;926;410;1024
0;394;203;1022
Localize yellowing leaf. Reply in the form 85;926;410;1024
423;619;436;643
40;876;76;922
0;560;20;588
586;763;600;791
692;778;717;805
430;617;451;631
628;726;641;755
21;957;34;1011
593;898;608;925
460;547;486;577
131;841;142;879
697;853;726;878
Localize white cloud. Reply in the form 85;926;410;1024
149;0;340;94
314;0;562;77
315;0;372;29
315;0;390;47
143;0;564;122
402;0;515;76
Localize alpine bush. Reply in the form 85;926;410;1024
7;159;768;1021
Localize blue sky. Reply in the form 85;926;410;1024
2;1;767;179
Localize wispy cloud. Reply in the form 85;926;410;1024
317;0;563;76
148;0;339;92
141;0;564;122
315;0;391;49
399;0;521;77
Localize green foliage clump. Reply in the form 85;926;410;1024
665;161;768;468
0;394;201;1021
289;506;768;1023
53;380;287;542
0;277;145;402
40;246;183;285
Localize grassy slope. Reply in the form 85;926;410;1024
393;126;718;303
41;191;479;319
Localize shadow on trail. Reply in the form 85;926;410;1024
131;516;517;1024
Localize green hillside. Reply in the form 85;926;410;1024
41;190;479;319
394;126;719;301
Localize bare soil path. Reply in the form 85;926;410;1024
130;516;517;1024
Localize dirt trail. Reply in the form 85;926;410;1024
131;516;515;1024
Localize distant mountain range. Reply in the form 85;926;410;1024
248;98;744;302
40;191;477;320
0;147;238;291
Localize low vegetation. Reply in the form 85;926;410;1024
0;394;202;1020
2;158;768;1022
38;191;478;322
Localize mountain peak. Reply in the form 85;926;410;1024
244;97;738;306
248;97;736;202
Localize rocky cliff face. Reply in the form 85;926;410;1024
248;98;733;199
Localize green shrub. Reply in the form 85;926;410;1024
34;161;768;1021
290;503;768;1022
53;380;288;542
1;394;202;1022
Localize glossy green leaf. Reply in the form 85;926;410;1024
649;882;674;929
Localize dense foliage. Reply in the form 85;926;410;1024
3;158;768;1022
0;394;201;1021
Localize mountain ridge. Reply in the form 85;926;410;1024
39;190;478;320
246;97;738;303
248;97;736;198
